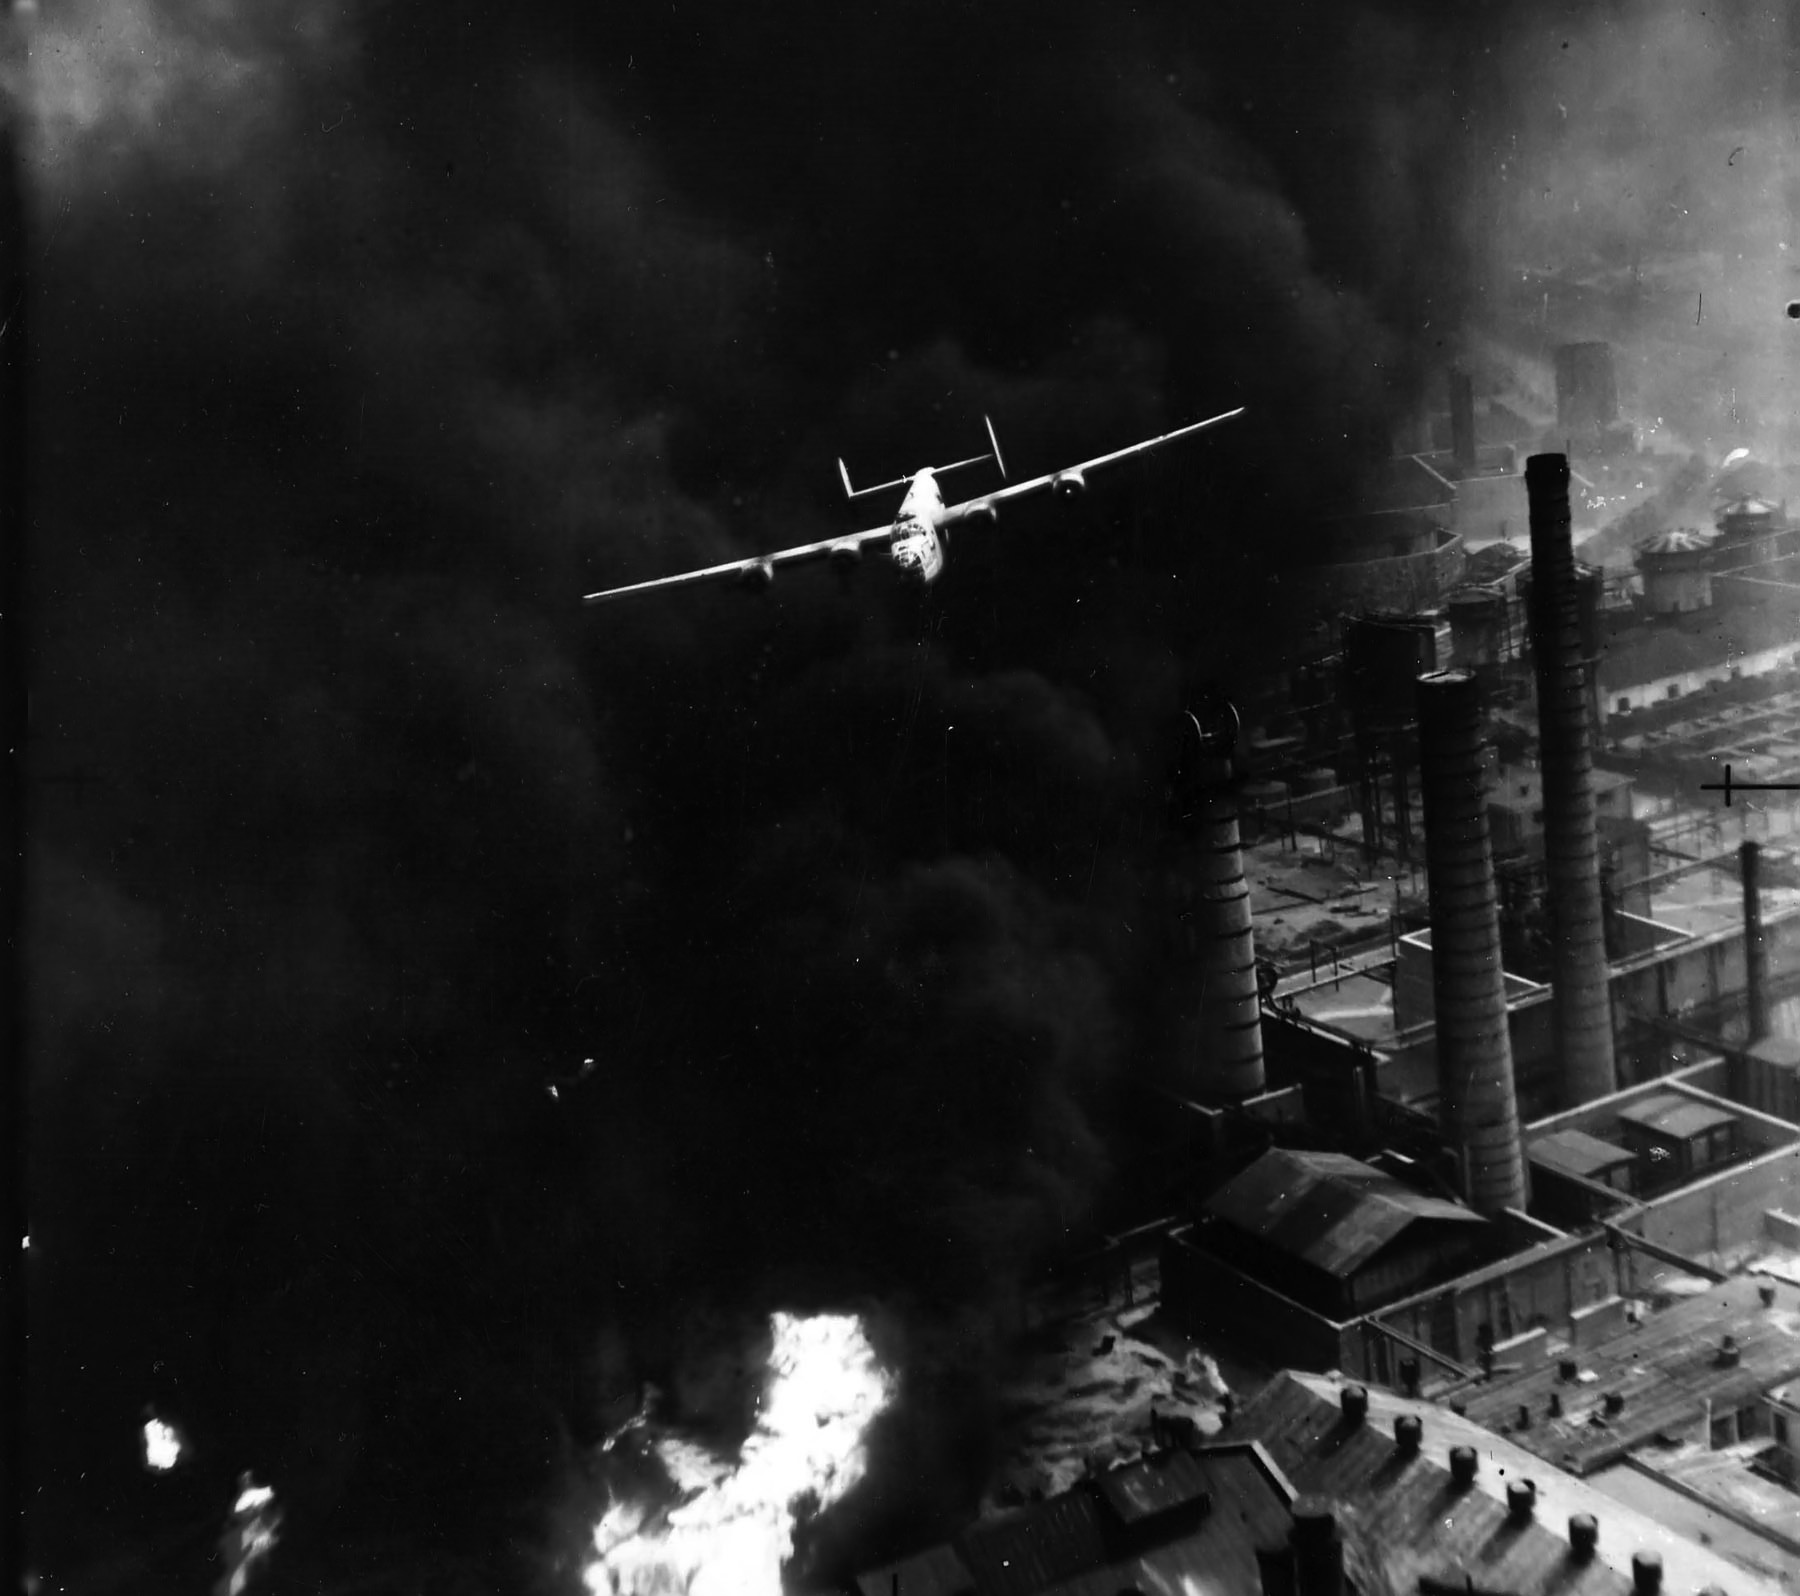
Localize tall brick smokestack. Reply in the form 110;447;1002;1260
1553;343;1620;437
1165;698;1264;1099
1416;670;1527;1213
1527;454;1617;1106
1450;370;1477;476
1743;840;1768;1043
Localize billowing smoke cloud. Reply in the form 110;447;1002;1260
22;0;1790;1589
1474;0;1797;461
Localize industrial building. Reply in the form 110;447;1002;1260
1190;1147;1492;1318
848;1373;1781;1596
850;445;1800;1596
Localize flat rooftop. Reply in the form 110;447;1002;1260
1450;1275;1800;1475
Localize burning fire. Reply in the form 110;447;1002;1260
141;1415;182;1471
585;1311;894;1596
215;1473;281;1596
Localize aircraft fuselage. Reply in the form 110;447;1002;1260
889;471;948;582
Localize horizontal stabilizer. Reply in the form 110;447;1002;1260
838;459;912;501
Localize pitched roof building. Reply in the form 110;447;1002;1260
1233;1371;1788;1595
1192;1148;1492;1318
849;1370;1782;1596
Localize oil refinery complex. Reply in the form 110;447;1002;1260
839;343;1800;1596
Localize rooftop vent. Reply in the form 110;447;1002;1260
1395;1415;1423;1456
1548;1392;1563;1419
1718;1336;1742;1369
1632;1549;1662;1596
1290;1496;1345;1596
1449;1446;1478;1489
1341;1385;1369;1426
1761;1282;1778;1308
1603;1391;1625;1415
1558;1357;1579;1382
1507;1480;1537;1522
1516;1403;1532;1431
1568;1514;1599;1562
1255;1542;1297;1596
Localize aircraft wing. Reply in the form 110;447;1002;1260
940;406;1244;525
582;524;894;606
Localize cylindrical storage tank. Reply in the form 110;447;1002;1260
1416;670;1528;1213
1635;529;1715;615
1527;455;1618;1106
1717;496;1782;549
1449;585;1507;669
1165;702;1264;1099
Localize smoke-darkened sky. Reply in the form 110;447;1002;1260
16;0;1796;1589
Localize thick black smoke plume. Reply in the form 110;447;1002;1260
19;0;1793;1589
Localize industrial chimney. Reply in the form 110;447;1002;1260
1416;669;1528;1212
1744;840;1768;1043
1165;696;1265;1098
1527;455;1617;1106
1450;370;1477;476
1553;343;1620;438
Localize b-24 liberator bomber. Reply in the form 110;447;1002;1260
580;406;1245;605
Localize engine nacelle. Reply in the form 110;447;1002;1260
739;559;776;592
960;501;999;528
1051;469;1087;499
827;541;864;568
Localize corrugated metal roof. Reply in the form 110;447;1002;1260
851;1445;1295;1596
1091;1446;1212;1526
1033;1449;1296;1596
1203;1149;1487;1278
854;1541;975;1596
1231;1373;1634;1596
954;1491;1109;1596
1530;1129;1637;1180
1615;1091;1736;1140
1302;1372;1791;1596
1453;1275;1800;1474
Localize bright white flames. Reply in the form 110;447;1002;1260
142;1417;182;1471
1723;446;1751;468
234;1482;276;1514
585;1311;894;1596
215;1472;281;1596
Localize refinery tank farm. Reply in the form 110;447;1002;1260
14;3;1800;1595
